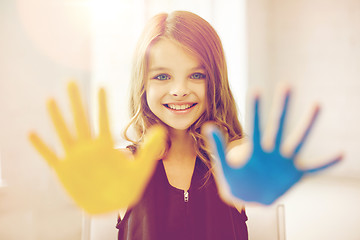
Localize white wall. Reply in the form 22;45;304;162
0;0;89;239
247;0;360;239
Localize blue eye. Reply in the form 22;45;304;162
154;74;170;80
191;73;206;79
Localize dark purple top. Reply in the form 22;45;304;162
117;157;248;240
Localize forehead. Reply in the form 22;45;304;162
148;38;203;70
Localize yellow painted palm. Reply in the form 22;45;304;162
29;81;166;214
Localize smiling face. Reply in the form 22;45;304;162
146;38;206;131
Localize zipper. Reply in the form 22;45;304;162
184;190;190;235
184;190;189;202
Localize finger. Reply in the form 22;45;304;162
28;132;59;167
67;81;91;140
290;105;320;158
135;125;167;179
303;154;343;174
204;125;232;174
274;89;291;151
47;98;74;151
252;96;261;150
98;88;111;140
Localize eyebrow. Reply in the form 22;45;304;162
149;65;205;73
148;67;170;73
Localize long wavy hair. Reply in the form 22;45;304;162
123;11;243;176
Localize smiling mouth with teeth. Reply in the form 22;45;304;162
164;103;197;110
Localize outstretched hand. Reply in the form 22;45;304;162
204;89;342;205
29;81;167;214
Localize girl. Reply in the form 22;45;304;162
29;10;341;240
118;11;248;240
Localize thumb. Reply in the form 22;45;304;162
201;122;231;174
202;122;234;204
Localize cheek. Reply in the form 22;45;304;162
145;84;160;110
197;83;207;104
145;88;153;109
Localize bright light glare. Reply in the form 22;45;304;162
16;0;92;70
90;0;129;22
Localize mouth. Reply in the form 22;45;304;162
163;103;197;111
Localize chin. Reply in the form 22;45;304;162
164;121;195;132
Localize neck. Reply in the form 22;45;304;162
165;128;196;163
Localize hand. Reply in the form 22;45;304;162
204;89;342;205
29;81;166;214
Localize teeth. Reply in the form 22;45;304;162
168;104;192;110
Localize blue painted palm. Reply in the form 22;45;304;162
208;90;342;205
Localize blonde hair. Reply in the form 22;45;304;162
123;11;243;173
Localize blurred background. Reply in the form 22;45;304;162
0;0;359;239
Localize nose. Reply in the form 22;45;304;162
169;79;190;97
172;92;188;97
